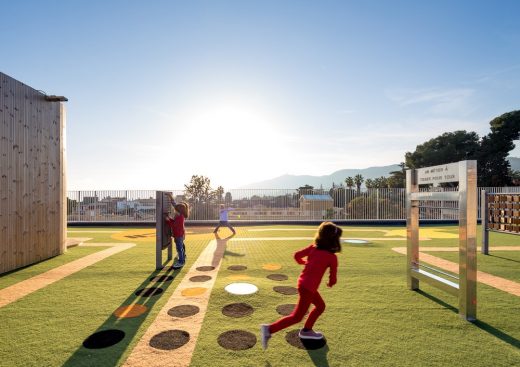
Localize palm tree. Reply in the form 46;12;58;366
354;174;364;195
344;177;354;190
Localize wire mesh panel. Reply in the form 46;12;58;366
66;186;519;223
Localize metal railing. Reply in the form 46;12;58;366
66;187;520;223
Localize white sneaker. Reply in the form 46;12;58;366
260;324;271;350
298;329;324;340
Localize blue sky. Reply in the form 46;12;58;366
2;1;520;189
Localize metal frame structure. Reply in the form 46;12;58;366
156;191;173;269
406;160;477;321
481;190;520;255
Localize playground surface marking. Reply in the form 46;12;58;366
123;238;226;367
392;247;520;297
0;242;135;308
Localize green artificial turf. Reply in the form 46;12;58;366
0;245;106;290
0;225;518;367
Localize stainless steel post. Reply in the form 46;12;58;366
458;160;477;321
406;169;419;290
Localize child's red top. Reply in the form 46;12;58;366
165;215;185;238
294;244;338;292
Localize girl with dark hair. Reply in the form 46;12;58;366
260;222;342;349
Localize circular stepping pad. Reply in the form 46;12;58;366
228;265;247;271
168;305;200;318
273;286;298;295
227;274;251;281
114;304;148;318
181;287;207;297
196;266;215;272
267;274;288;281
83;329;125;349
276;304;295;316
149;330;190;350
189;275;212;282
135;287;163;297
217;330;256;350
262;263;282;271
150;275;174;282
343;239;371;244
285;329;327;350
222;303;254;318
225;282;258;295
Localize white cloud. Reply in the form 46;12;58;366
386;87;475;115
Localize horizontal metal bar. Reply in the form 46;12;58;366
486;229;520;236
417;206;459;210
410;192;460;201
411;268;459;296
417;263;459;280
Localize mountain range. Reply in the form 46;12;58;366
240;157;520;189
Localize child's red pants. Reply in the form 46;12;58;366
269;287;325;333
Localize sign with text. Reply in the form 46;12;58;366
416;162;459;185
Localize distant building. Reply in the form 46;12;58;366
299;194;334;219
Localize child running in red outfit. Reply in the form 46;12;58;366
260;221;342;349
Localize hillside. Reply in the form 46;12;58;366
240;157;520;189
239;164;401;189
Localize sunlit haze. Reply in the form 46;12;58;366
2;1;520;189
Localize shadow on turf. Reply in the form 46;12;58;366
213;233;237;267
489;254;520;264
306;343;330;367
416;290;520;349
62;264;181;367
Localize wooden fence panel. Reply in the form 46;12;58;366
0;72;66;274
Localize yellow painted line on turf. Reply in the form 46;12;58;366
0;243;135;308
123;238;226;367
230;237;430;241
247;228;390;233
67;230;123;233
392;247;520;297
385;228;458;239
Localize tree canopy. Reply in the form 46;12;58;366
404;110;520;186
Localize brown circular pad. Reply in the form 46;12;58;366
135;287;163;297
168;305;200;318
196;266;215;272
114;304;148;318
276;304;296;316
222;303;254;318
189;275;212;282
217;330;257;350
267;274;288;281
228;265;247;271
285;329;327;350
273;286;298;295
150;275;174;282
149;330;190;350
83;329;125;349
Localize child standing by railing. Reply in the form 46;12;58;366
165;193;190;269
260;221;342;349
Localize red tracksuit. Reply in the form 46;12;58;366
269;244;338;333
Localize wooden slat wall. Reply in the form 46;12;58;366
0;72;66;274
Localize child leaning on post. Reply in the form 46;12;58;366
164;193;190;269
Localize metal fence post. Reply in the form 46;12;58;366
481;190;489;255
